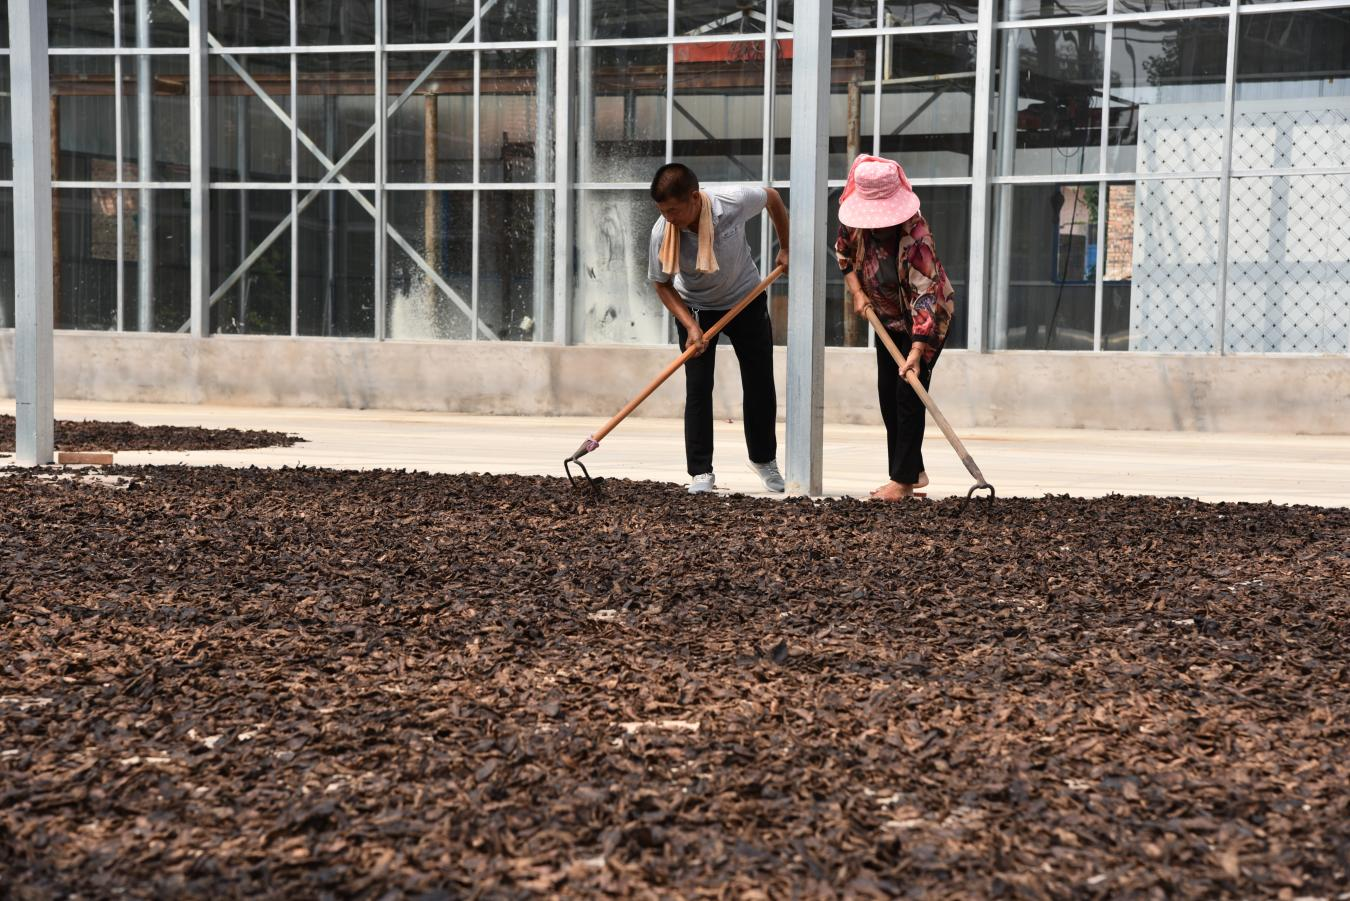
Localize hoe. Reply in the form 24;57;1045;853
565;265;786;492
862;305;996;507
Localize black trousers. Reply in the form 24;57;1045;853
876;329;933;485
674;295;777;477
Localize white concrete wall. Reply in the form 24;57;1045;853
1;331;1347;434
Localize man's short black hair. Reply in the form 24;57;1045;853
650;163;699;202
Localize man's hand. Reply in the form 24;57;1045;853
852;292;871;318
900;343;925;382
685;323;708;356
775;248;789;274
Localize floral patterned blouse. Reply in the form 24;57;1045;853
834;212;956;364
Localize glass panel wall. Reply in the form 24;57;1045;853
124;55;192;183
55;189;120;331
136;189;192;332
484;0;554;42
387;53;475;183
575;17;779;346
0;63;10;179
296;54;376;184
14;0;559;340
296;1;376;45
573;189;667;344
772;21;977;349
45;1;197;334
989;1;1349;354
49;1;115;47
210;189;293;335
584;0;668;39
480;49;552;183
676;0;768;37
210;1;290;46
995;184;1098;351
298;190;375;337
879;32;977;179
994;25;1105;177
774;36;877;183
201;0;556;341
810;184;971;350
122;1;189;48
884;1;979;27
578;46;667;184
1106;19;1226;174
52;57;117;182
387;189;474;340
573;31;680;345
210;55;292;184
673;40;766;182
999;0;1106;22
1225;7;1350;354
479;190;554;340
0;0;1343;358
577;0;978;349
389;1;476;44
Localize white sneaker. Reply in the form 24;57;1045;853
688;472;716;494
749;460;785;493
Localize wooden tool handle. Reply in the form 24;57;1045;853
862;306;987;484
591;265;787;444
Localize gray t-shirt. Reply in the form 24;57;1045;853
648;186;768;310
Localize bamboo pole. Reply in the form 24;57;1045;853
843;77;863;348
424;91;439;289
862;305;992;491
569;266;785;463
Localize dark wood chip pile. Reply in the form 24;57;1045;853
0;416;302;453
2;467;1346;898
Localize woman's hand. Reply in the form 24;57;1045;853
852;291;871;318
900;343;926;382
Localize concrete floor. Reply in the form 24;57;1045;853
4;400;1348;507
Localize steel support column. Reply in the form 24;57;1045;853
10;0;55;466
1214;0;1241;355
137;0;156;332
471;51;481;340
966;0;996;351
761;0;781;340
188;0;210;337
991;27;1020;350
374;0;387;341
1093;17;1113;353
114;18;125;332
533;0;554;341
557;0;579;344
290;0;299;337
237;98;250;328
784;0;831;496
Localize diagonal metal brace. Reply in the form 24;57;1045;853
168;0;500;338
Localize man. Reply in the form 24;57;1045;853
647;163;790;494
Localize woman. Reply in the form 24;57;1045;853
835;155;956;501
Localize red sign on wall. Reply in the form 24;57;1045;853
672;40;793;64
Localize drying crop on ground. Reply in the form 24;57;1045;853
0;416;301;453
2;467;1346;898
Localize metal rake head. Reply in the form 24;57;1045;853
564;438;603;494
960;481;996;512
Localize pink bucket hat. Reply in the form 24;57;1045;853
838;155;920;229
